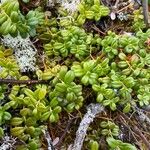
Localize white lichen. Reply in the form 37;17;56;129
117;12;128;21
71;103;104;150
61;0;80;14
2;35;37;72
0;136;17;150
47;0;80;14
47;0;55;7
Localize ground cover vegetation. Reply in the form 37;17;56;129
0;0;150;149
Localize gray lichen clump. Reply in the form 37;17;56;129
2;35;37;72
0;136;17;150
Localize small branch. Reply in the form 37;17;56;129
71;103;104;150
92;25;106;35
0;79;49;85
119;111;150;149
44;129;55;150
117;3;132;13
133;127;150;149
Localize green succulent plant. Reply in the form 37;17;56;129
77;0;110;24
132;9;146;31
15;138;41;150
0;106;11;126
89;140;99;150
0;0;44;37
92;84;119;111
72;58;110;85
136;29;150;47
0;58;20;78
100;121;119;137
137;84;150;106
0;47;20;78
44;26;100;60
36;65;61;80
50;66;84;112
107;137;137;150
0;85;6;101
119;35;139;54
101;31;119;59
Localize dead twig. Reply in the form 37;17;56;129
119;111;150;149
91;25;106;35
117;3;133;13
0;79;49;85
133;127;150;149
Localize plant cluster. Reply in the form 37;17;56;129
49;66;84;112
77;0;110;24
86;120;136;150
107;137;137;150
132;9;146;31
0;46;20;78
44;26;101;60
100;121;119;137
0;0;149;149
0;0;44;37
